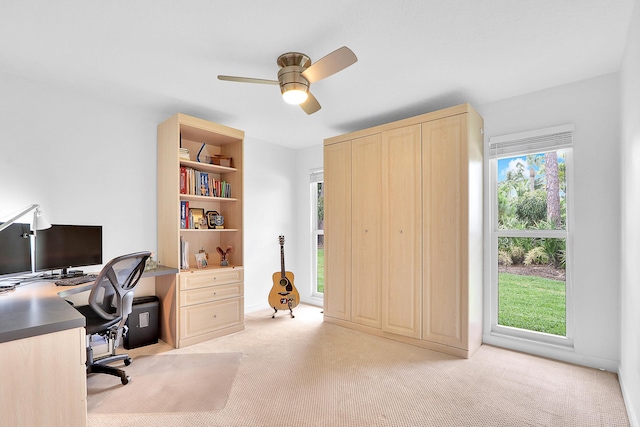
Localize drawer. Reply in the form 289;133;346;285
179;268;243;290
180;282;243;307
180;297;244;339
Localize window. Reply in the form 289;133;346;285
310;169;324;298
489;125;573;346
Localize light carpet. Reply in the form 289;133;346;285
87;352;242;413
88;304;629;426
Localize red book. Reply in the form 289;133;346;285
180;167;187;194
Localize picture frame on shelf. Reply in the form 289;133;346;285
190;208;206;229
206;210;224;229
195;252;208;269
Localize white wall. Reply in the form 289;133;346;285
293;144;324;307
243;136;297;311
620;0;640;424
0;70;298;316
478;73;622;371
0;72;159;262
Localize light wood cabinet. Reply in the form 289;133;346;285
0;328;87;427
422;114;467;349
323;141;352;321
381;125;422;339
351;134;383;329
157;113;244;348
323;104;483;358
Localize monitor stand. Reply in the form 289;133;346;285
58;268;85;278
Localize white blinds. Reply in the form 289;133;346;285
310;168;323;183
489;124;574;158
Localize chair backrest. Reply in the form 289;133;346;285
88;251;151;321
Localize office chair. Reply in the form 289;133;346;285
74;251;151;385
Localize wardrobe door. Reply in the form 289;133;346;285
324;141;352;321
351;134;382;328
381;125;422;338
422;114;470;349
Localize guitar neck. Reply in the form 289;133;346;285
280;245;286;278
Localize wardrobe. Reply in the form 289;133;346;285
323;103;483;358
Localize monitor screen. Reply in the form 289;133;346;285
35;224;102;274
0;222;32;276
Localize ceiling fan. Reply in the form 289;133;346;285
217;46;357;115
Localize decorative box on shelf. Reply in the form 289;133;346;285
211;156;232;167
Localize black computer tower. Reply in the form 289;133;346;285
124;295;159;349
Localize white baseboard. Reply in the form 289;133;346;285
618;365;639;427
483;333;619;372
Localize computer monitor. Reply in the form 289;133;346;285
0;222;32;277
35;224;102;276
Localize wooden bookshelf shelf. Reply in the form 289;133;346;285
179;159;237;174
179;194;237;203
179;228;238;232
158;113;244;348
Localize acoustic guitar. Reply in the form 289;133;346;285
268;235;300;318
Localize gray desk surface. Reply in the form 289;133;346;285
0;266;177;344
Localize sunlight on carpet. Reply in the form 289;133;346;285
87;352;242;414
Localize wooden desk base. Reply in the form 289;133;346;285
0;328;87;427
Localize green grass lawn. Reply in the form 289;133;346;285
317;253;563;335
316;248;324;293
499;272;566;336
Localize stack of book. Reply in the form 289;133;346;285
180;236;189;269
180;166;231;198
179;148;190;160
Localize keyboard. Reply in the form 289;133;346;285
55;274;98;286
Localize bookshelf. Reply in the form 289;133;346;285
157;113;244;348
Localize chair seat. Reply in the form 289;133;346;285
74;304;120;335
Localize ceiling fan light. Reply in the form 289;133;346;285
282;88;308;105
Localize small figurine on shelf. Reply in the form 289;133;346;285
195;247;208;269
216;246;233;266
144;252;158;271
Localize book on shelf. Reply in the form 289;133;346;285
180;236;189;269
199;172;209;197
180;167;187;194
180;200;189;229
179;166;232;198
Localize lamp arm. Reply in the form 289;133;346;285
0;204;39;233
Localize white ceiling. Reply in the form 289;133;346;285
0;1;635;149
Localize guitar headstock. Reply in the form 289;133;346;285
279;235;285;246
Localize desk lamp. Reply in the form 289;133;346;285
0;204;51;235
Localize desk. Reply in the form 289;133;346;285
0;266;177;427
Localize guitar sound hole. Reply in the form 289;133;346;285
280;279;288;287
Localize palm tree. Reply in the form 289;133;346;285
525;154;544;193
545;151;561;228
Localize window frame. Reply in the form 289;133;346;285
488;125;575;348
310;169;324;299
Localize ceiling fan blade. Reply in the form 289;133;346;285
300;92;321;115
217;75;279;85
301;46;357;83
